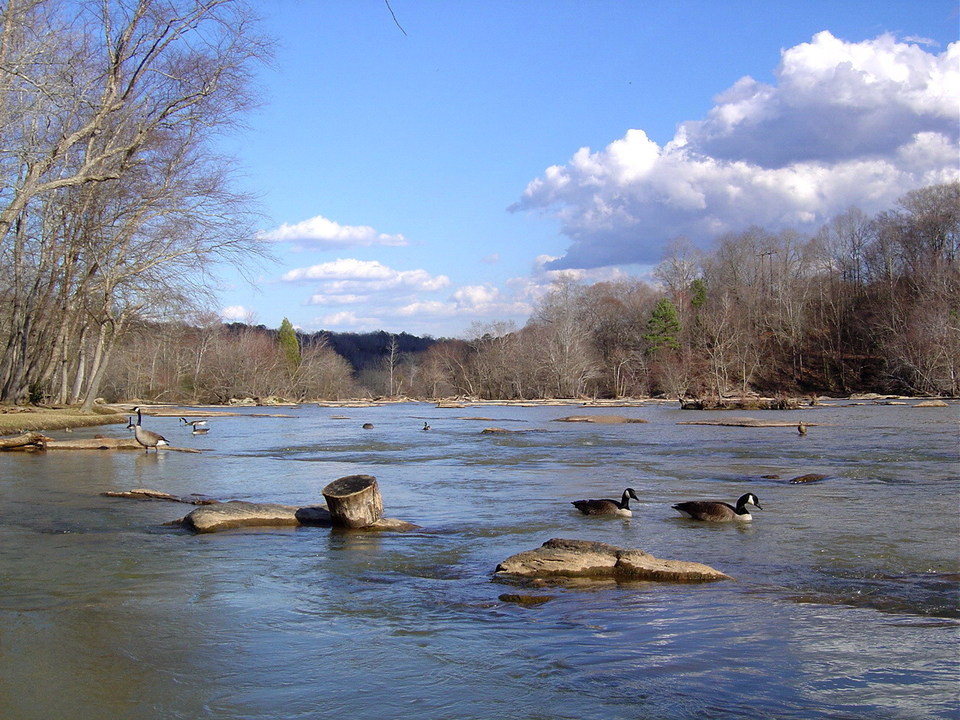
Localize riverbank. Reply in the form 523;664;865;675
1;393;951;436
0;406;128;435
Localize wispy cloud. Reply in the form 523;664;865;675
512;31;960;269
260;214;408;248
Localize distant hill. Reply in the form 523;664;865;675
305;330;438;374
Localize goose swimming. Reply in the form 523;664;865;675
572;488;639;517
672;492;761;522
129;407;169;453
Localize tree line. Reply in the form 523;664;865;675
95;182;958;405
0;4;955;407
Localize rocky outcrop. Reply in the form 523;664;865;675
680;396;802;410
495;538;731;583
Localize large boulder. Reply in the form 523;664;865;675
495;538;731;583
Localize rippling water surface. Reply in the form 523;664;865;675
1;400;958;719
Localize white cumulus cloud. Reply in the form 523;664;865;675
512;31;960;269
282;258;450;293
259;214;407;248
221;305;253;321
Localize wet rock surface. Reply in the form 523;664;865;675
495;538;731;583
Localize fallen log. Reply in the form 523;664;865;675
0;431;51;450
322;474;384;528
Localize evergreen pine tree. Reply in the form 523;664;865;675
644;298;682;353
278;318;302;370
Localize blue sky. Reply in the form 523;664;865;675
215;0;959;338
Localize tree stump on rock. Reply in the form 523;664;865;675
322;474;384;528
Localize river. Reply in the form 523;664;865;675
1;400;957;719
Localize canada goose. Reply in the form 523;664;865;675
130;407;169;453
362;423;374;429
180;417;207;428
572;488;639;517
798;421;807;435
672;493;762;522
191;427;209;435
423;421;431;431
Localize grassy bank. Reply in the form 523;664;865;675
0;406;128;436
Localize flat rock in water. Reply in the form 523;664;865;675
914;399;949;407
495;538;731;583
182;501;302;533
365;517;421;531
677;417;803;427
553;415;647;424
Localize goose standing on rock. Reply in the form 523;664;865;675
572;488;640;517
129;407;169;453
672;493;761;523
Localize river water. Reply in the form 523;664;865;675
0;400;957;719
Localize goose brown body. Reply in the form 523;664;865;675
672;492;761;522
572;488;639;517
130;407;169;453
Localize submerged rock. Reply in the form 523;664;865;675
498;593;555;607
789;473;830;484
495;538;731;583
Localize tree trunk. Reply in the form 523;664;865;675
0;432;50;450
322;474;384;528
